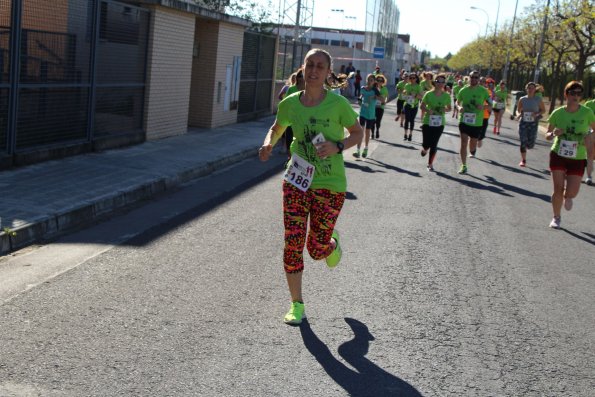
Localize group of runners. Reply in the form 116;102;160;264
265;49;594;325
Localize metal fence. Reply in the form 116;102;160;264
276;39;310;82
0;0;149;167
238;30;276;122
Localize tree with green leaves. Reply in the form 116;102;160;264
196;0;274;27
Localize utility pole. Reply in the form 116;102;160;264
291;0;302;71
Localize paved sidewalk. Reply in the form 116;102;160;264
0;116;277;254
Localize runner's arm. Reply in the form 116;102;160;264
259;121;287;161
312;119;363;158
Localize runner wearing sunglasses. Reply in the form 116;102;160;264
455;71;492;174
420;74;452;171
545;81;595;229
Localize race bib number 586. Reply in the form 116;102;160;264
284;154;315;192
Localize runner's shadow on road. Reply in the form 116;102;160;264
474;158;547;179
560;230;595;246
300;318;424;397
344;161;387;174
345;191;358;200
378;140;418;151
434;172;513;196
481;175;551;202
364;158;422;178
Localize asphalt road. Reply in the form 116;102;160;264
1;104;594;396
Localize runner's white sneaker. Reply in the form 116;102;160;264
564;198;573;211
549;216;561;229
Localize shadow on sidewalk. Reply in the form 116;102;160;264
300;318;424;397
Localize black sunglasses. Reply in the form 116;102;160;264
470;76;480;79
567;90;583;96
435;79;446;84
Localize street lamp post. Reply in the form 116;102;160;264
465;18;482;38
470;6;489;37
331;8;344;46
345;15;356;48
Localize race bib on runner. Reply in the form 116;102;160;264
406;95;414;106
429;115;442;127
494;102;504;110
284;153;315;192
463;112;476;124
523;112;535;122
558;140;578;159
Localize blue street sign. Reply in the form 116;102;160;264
373;47;385;59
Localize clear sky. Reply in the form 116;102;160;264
271;0;537;58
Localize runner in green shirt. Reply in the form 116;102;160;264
452;79;464;119
371;74;389;139
585;98;595;185
402;73;423;141
492;80;508;134
420;73;452;171
395;73;408;127
455;70;492;174
258;48;364;325
545;81;595;229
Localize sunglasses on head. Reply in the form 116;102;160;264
435;79;446;83
567;90;583;96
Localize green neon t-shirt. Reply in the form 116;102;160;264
277;91;358;192
420;80;433;93
403;83;422;107
548;105;595;160
396;80;407;100
584;99;595;115
376;86;389;109
457;85;491;126
422;91;452;126
494;88;507;101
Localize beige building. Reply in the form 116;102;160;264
133;0;251;139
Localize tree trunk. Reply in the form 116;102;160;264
575;54;586;81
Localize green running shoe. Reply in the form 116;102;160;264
352;151;360;158
458;164;468;174
362;148;368;158
325;230;342;268
284;301;306;325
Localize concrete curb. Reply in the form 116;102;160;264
0;146;259;255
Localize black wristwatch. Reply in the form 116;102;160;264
336;141;344;154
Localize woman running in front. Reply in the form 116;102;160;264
258;48;363;324
516;82;545;167
420;73;452;171
545;81;595;229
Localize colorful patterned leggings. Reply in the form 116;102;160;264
282;181;345;273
